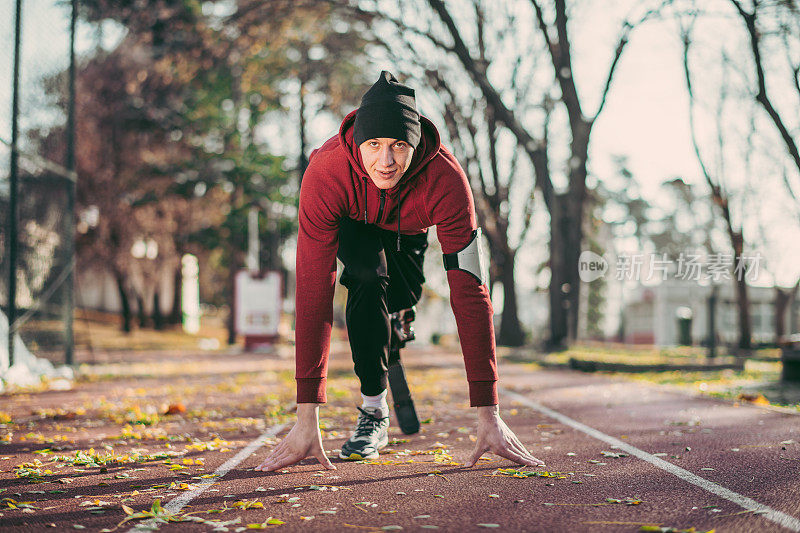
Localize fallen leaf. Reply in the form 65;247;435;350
164;404;186;415
601;451;628;458
737;393;769;405
233;499;264;510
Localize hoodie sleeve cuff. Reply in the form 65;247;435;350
297;377;327;404
468;380;498;407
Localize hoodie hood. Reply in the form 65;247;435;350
338;109;441;189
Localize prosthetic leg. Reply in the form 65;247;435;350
387;307;420;435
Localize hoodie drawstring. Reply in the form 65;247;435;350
396;183;402;251
362;177;368;224
363;175;402;251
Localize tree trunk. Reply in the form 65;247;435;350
732;235;752;351
548;195;569;349
545;126;590;348
227;244;240;346
707;285;718;359
263;219;281;272
561;197;584;341
136;293;148;329
169;264;182;325
735;275;751;351
298;46;309;180
298;77;308;179
152;290;164;331
775;287;791;343
584;240;607;340
564;126;590;340
497;248;525;346
114;272;132;333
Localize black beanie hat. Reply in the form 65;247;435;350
353;71;421;148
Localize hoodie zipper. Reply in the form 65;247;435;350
376;190;386;224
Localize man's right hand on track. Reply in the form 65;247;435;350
255;403;335;472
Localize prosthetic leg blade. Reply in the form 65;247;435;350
388;358;420;435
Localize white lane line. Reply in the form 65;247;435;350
501;388;800;532
129;422;287;531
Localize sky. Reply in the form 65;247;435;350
2;0;799;296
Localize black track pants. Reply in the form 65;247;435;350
337;217;428;396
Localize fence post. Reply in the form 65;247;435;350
7;0;24;368
64;0;77;366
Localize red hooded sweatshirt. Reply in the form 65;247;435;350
295;110;498;407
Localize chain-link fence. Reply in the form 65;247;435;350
1;0;76;370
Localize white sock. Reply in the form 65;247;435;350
361;390;389;413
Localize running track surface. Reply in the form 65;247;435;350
0;345;798;532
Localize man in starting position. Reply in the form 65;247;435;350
256;71;544;471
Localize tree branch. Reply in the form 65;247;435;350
682;20;740;247
681;22;714;193
730;0;800;176
530;0;584;128
520;96;552;245
474;6;504;211
342;2;456;53
595;1;670;121
778;18;800;98
529;0;555;54
475;1;486;62
594;22;631;120
427;0;554;212
424;68;494;208
793;64;800;97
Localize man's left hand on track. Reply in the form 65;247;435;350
464;405;545;468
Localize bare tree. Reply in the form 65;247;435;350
354;0;549;345
423;69;546;345
422;4;546;346
421;0;664;346
681;19;753;351
727;0;800;342
360;0;553;346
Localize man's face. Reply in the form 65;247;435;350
358;138;414;190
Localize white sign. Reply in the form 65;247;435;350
181;254;201;334
235;270;282;336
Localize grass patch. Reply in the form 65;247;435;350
73;311;230;353
503;341;782;365
627;361;800;410
501;343;798;411
500;343;772;367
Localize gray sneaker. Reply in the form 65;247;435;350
339;406;389;460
